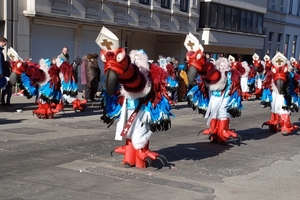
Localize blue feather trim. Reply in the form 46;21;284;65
144;95;174;132
187;85;209;115
20;73;38;97
39;82;62;102
102;89;122;119
61;80;78;94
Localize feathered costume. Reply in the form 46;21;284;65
8;49;86;118
252;54;273;103
228;55;255;101
9;58;62;118
165;63;179;99
259;52;299;135
56;59;87;112
96;27;173;168
184;33;243;144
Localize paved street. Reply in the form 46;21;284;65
1;95;300;200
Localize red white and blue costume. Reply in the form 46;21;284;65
96;27;173;168
184;33;243;144
8;49;86;118
259;52;299;135
252;54;272;101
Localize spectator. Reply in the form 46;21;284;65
1;61;12;106
85;53;100;101
57;46;69;63
0;36;8;106
51;57;57;66
80;55;87;98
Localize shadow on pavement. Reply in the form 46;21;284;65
0;118;28;125
151;141;233;170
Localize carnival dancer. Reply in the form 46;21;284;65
228;55;254;101
56;58;87;112
185;33;243;144
9;57;62;119
96;27;173;168
165;63;179;102
260;52;299;135
252;54;272;101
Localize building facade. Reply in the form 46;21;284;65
263;0;300;60
1;0;271;88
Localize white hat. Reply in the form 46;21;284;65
7;47;23;61
184;33;204;52
271;52;287;67
263;55;270;61
228;55;235;63
290;57;296;63
252;53;259;60
95;26;119;51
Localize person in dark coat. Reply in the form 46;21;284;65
1;61;12;106
85;53;101;101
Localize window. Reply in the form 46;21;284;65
231;8;239;31
285;34;290;56
271;0;276;10
269;32;273;42
277;34;282;52
198;2;263;35
298;0;300;15
292;36;297;57
209;4;218;27
289;0;294;14
139;0;150;5
246;11;252;32
252;13;258;33
224;7;231;29
280;0;284;12
161;0;171;9
257;14;263;34
199;2;209;28
217;5;225;29
180;0;189;12
240;10;247;32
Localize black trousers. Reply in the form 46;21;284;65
85;87;97;100
1;83;12;105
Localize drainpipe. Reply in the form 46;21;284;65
11;0;14;48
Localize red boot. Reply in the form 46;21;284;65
262;112;280;132
113;139;131;155
72;99;87;111
253;88;262;99
135;142;159;169
217;118;240;144
122;139;136;167
32;102;44;117
279;114;298;135
52;101;64;113
203;118;218;135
